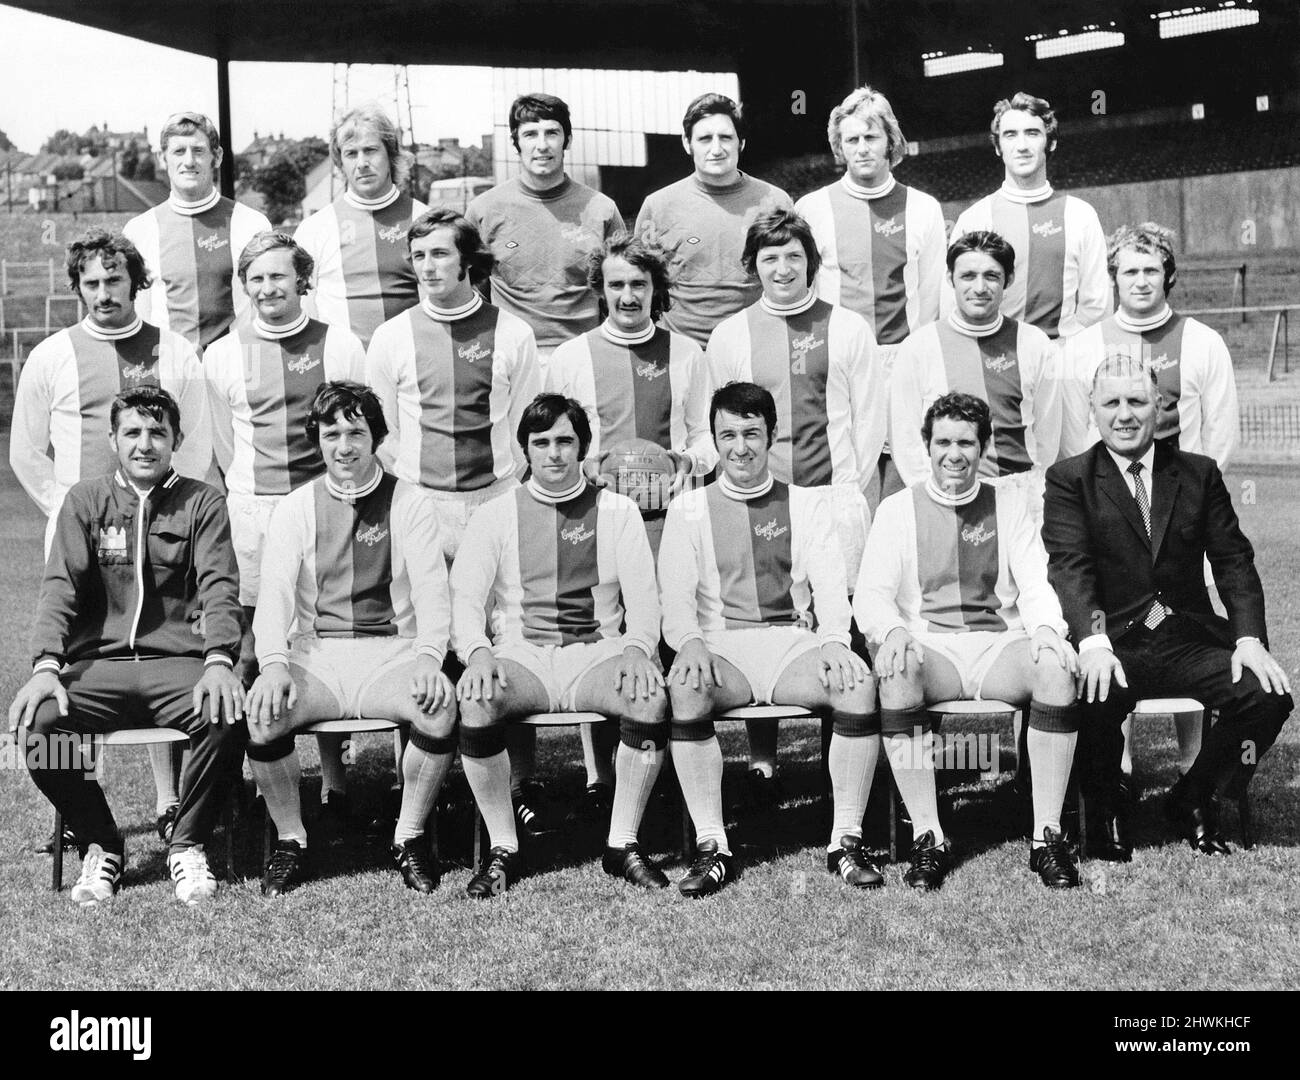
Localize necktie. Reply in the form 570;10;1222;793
1127;460;1167;629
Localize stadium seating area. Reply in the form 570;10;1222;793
768;112;1300;203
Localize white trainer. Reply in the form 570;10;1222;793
70;844;124;906
169;845;218;905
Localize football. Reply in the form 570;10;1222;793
600;437;677;512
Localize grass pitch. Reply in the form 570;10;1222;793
0;450;1298;991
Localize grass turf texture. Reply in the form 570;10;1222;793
1;450;1298;990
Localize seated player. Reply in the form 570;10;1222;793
890;230;1063;516
450;394;665;898
660;381;878;896
205;229;366;823
11;226;215;849
546;233;715;823
9;387;245;906
854;392;1081;890
244;382;457;896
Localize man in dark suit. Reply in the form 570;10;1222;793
1043;355;1291;858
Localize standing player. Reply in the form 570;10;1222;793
123;111;271;351
661;382;879;896
450;395;665;898
10;229;213;849
546;234;715;822
367;208;544;835
795;86;947;505
295;105;427;349
367;209;540;560
890;230;1063;512
635;93;792;348
204;230;366;817
855;393;1081;890
706;208;882;794
947;92;1109;342
245;382;457;896
467;93;624;369
9;387;246;907
1061;222;1239;466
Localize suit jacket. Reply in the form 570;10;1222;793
1042;440;1267;649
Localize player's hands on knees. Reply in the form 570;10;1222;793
876;628;923;680
668;638;720;691
411;656;454;713
819;642;871;692
614;646;665;701
1231;639;1293;696
245;662;296;725
1030;627;1079;675
457;648;507;702
193;662;246;725
1077;647;1126;703
7;671;67;733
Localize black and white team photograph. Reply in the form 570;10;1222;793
0;0;1296;1034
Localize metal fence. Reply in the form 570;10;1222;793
1239;403;1300;444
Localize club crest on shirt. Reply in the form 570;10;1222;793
355;523;388;546
561;523;595;546
377;223;408;244
961;523;996;546
560;222;596;249
196;232;228;252
96;524;129;564
287;353;321;375
457;341;492;364
790;331;825;369
1031;219;1063;238
1149;353;1179;373
119;362;154;383
754;519;789;541
874;216;903;237
983;352;1016;374
635;360;667;381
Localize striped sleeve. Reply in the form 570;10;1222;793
393;482;449;664
793;486;852;645
1001;484;1067;636
161;332;215;483
853;490;914;644
253;487;313;668
672;336;718;476
1186;319;1240;468
1064;198;1110;337
122;211;160;328
606;493;660;657
9;336;60;516
657;492;706;650
888;326;942;489
449;496;507;661
1021;323;1065;471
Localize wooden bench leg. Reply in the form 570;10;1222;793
52;811;64;892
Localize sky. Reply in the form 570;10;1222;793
0;4;496;153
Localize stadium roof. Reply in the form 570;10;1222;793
14;1;1293;67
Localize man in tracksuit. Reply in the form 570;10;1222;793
9;386;246;907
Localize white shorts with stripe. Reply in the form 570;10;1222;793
913;628;1027;700
287;635;422;721
704;626;823;705
228;492;284;606
493;636;629;712
427;473;518;561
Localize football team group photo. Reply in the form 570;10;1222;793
1;0;1297;1000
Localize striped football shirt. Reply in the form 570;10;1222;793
203;312;366;496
